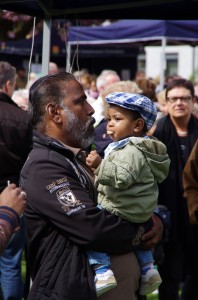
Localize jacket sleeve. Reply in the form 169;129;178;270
22;155;147;254
0;206;20;254
183;140;198;224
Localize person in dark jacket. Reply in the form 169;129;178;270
153;78;198;300
0;184;26;254
183;139;198;224
20;72;163;300
0;61;32;300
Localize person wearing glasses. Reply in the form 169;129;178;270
153;78;198;300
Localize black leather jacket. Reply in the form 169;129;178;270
0;92;32;191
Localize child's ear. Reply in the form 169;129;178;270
133;118;145;133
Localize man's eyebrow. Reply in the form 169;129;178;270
73;95;87;103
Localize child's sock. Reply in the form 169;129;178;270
141;263;154;275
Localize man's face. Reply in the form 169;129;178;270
61;80;95;148
17;69;26;78
166;87;194;119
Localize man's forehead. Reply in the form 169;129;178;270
61;79;77;92
66;79;82;90
63;80;86;101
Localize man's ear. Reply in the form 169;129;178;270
4;80;16;97
46;103;62;124
4;81;10;93
133;118;145;133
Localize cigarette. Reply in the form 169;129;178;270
7;180;10;186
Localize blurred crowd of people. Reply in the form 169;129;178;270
12;62;198;123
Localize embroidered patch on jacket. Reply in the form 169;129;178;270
46;177;70;193
56;187;83;214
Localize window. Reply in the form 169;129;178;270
165;53;178;76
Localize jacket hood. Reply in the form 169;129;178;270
129;136;170;183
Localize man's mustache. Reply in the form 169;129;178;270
86;117;95;128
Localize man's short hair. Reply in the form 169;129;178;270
29;72;76;130
0;61;16;88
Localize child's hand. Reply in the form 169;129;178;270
86;150;102;170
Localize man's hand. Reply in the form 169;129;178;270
0;184;26;216
141;214;163;249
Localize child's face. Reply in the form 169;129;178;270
106;105;141;141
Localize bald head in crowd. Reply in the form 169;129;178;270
49;62;59;75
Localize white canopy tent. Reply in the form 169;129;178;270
1;0;198;85
65;20;198;89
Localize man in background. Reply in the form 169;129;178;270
92;69;120;127
0;61;32;300
48;61;59;75
15;66;28;90
89;70;120;157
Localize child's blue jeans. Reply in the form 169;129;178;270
87;249;154;268
87;251;110;266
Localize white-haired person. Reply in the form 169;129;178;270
12;89;29;111
48;62;59;75
86;93;170;297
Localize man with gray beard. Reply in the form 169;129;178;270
20;72;163;300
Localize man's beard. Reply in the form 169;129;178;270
65;110;95;149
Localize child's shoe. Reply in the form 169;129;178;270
95;269;117;297
139;267;162;295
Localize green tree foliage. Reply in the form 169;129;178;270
0;11;114;42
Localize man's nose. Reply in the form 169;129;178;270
86;101;95;115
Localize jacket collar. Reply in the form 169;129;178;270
33;130;78;158
0;91;18;107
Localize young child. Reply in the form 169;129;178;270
86;92;170;297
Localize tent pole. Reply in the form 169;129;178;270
35;54;39;64
41;18;51;76
159;37;166;91
192;45;195;81
66;42;71;72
